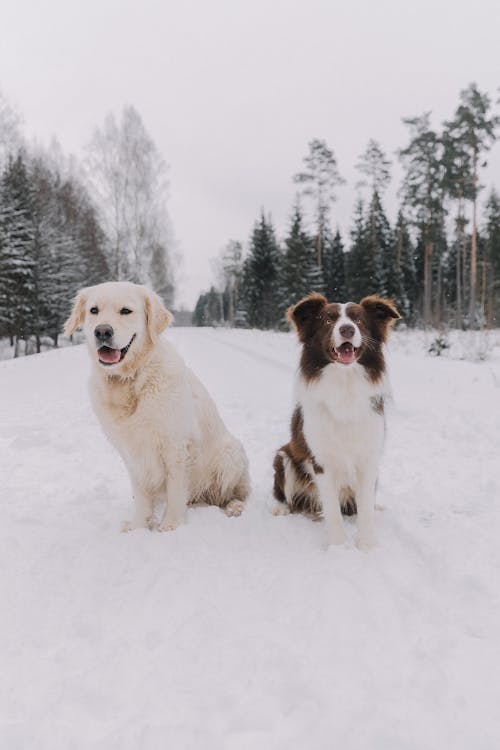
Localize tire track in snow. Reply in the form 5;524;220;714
193;329;295;374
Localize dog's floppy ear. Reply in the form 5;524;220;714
287;293;327;341
360;296;400;340
64;288;88;336
143;288;173;342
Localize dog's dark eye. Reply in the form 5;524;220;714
120;308;132;315
90;306;98;315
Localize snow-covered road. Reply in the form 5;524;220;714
1;328;500;749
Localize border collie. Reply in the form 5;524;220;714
273;294;400;549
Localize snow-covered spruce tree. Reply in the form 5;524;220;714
365;190;392;298
28;158;80;350
346;198;370;301
281;203;324;310
393;210;416;321
346;193;392;301
56;175;110;292
0;153;36;350
192;293;207;326
192;287;224;326
322;228;347;301
240;212;283;329
355;139;393;299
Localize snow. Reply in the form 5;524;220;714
1;327;500;749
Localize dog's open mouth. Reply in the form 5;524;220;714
332;342;358;365
98;334;136;366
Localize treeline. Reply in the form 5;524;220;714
0;93;175;355
194;83;500;330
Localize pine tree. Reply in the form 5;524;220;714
483;189;500;327
366;190;392;297
399;113;447;326
29;159;81;349
356;139;391;195
240;212;283;329
293;139;344;268
323;228;347;300
193;287;224;326
347;199;371;300
442;116;475;325
0;153;36;349
347;193;393;301
354;140;393;300
393;211;416;320
281;204;324;309
150;241;175;306
444;84;499;326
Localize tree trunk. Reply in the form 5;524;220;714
423;239;433;326
435;256;442;326
227;282;234;326
316;231;322;269
487;281;496;329
36;334;41;354
480;260;487;328
455;198;463;328
469;143;478;327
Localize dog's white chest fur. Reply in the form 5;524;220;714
297;362;385;484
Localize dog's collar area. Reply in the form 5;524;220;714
98;333;136;366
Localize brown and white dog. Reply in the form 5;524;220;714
64;281;250;532
273;294;400;549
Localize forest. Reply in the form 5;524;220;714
1;83;499;356
0;96;174;356
194;83;500;331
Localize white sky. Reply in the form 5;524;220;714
1;0;499;307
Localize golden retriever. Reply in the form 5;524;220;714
64;281;250;531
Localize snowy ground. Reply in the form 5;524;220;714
1;327;500;749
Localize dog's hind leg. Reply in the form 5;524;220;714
272;451;291;515
209;436;250;517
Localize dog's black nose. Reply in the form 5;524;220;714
339;324;355;339
94;324;114;342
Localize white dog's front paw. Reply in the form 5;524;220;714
224;500;245;517
120;517;154;533
157;517;184;532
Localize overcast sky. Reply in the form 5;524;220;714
2;0;499;307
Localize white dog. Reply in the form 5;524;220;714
65;281;250;531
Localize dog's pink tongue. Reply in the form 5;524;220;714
338;343;355;364
98;346;121;364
